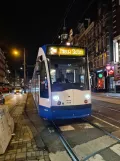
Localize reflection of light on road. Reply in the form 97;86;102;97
60;125;75;131
12;93;23;100
12;95;17;100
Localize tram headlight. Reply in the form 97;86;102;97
85;94;91;100
53;95;59;101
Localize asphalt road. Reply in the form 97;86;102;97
4;93;25;113
92;99;120;129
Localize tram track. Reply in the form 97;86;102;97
23;94;120;161
92;101;120;128
52;121;80;161
93;111;120;125
52;117;120;161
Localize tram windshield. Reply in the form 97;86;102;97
49;58;89;91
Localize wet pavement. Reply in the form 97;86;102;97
0;93;50;161
1;93;120;161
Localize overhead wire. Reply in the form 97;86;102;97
76;0;96;26
52;0;96;44
52;0;76;44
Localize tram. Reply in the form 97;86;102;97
31;44;91;120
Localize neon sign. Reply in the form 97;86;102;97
108;70;114;75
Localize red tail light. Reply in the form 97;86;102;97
84;100;88;104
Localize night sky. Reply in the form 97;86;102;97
0;0;98;78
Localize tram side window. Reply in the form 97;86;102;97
40;61;49;98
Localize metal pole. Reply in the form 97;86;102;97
23;48;26;93
14;70;16;87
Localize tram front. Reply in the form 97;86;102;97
47;45;91;119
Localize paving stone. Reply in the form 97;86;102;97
27;152;32;157
16;152;26;159
17;149;22;153
17;145;23;149
34;147;39;150
7;149;16;154
44;151;48;156
15;159;25;161
40;151;44;156
27;143;32;148
11;154;16;159
44;156;50;161
1;94;50;161
35;151;40;156
31;151;36;157
27;148;33;152
22;147;27;152
0;155;4;159
27;156;37;160
5;154;11;160
14;144;18;149
33;145;37;148
27;159;38;161
0;159;4;161
37;155;44;159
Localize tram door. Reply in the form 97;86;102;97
39;60;49;99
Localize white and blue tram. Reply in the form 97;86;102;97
31;44;91;120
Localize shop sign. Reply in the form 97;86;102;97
108;70;114;76
116;80;120;85
114;64;120;81
106;65;111;71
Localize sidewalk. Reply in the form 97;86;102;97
0;94;50;161
92;92;120;104
92;92;120;98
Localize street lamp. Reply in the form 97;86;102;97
13;48;26;93
20;67;23;70
13;50;19;56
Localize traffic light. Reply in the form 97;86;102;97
98;73;103;78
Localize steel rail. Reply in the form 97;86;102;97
52;121;80;161
83;118;120;142
82;118;120;160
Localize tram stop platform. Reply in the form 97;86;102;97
0;93;50;161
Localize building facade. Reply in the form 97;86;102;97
0;48;6;84
112;0;120;92
70;2;113;92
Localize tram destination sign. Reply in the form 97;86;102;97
47;46;85;56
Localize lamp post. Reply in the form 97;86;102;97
13;48;26;93
23;48;26;93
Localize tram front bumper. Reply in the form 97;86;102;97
38;104;91;120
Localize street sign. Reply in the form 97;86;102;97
114;64;120;81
